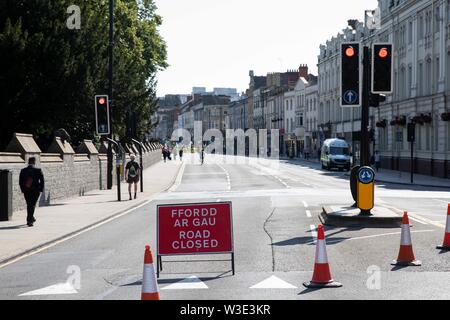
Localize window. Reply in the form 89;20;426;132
418;63;423;96
435;5;441;32
426;59;432;95
408;21;413;44
435;57;440;93
408;66;412;97
418;15;424;39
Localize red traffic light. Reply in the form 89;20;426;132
378;47;389;59
98;98;106;105
345;46;356;57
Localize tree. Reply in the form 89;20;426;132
0;0;167;150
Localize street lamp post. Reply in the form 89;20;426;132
107;0;115;190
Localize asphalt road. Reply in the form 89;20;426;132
1;154;449;300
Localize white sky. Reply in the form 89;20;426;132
154;0;378;97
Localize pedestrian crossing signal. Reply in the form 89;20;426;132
95;95;110;136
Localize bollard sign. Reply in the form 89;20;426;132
157;202;233;255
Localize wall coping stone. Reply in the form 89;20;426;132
47;137;75;155
40;153;63;163
0;152;25;164
5;133;41;154
76;140;99;155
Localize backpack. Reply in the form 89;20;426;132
128;163;137;178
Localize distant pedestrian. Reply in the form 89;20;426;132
125;154;140;200
304;146;310;160
179;145;184;161
19;157;44;227
374;150;381;172
162;145;169;162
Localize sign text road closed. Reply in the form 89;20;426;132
157;202;233;255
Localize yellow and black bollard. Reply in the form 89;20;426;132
357;166;375;216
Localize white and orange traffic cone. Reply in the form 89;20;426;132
437;204;450;251
303;224;342;288
391;212;421;266
141;245;160;300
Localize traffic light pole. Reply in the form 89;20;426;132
107;0;115;190
360;46;371;168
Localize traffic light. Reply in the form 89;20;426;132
95;95;110;135
126;111;137;138
407;123;416;143
372;44;393;94
341;43;361;107
369;93;386;108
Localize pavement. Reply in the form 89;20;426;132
0;153;449;300
0;159;182;265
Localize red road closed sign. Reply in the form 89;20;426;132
157;202;233;256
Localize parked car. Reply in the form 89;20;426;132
321;138;351;171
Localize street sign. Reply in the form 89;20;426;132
343;90;358;104
372;43;393;94
341;42;361;107
157;202;235;277
358;167;375;184
157;202;233;255
95;95;110;136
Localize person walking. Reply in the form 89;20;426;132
125;154;141;200
178;145;184;161
162;144;169;162
374;150;381;172
19;157;44;227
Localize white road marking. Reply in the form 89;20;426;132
168;162;186;193
250;276;297;289
161;276;208;290
19;282;78;296
0;194;159;269
216;163;231;191
302;201;309;208
327;230;435;244
310;225;317;244
408;216;429;225
306;210;312;218
433;199;449;204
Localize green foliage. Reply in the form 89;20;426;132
0;0;167;149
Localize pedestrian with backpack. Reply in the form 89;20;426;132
19;157;45;227
125;154;141;200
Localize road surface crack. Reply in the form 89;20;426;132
263;208;276;272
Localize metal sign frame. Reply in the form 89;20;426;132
340;42;362;108
156;202;235;278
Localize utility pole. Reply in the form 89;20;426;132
107;0;115;190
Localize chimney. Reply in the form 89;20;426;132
299;64;309;80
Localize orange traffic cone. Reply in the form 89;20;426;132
391;212;421;266
437;204;450;251
141;245;160;300
303;224;342;288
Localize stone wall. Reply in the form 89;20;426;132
0;133;162;213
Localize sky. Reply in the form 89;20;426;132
154;0;378;97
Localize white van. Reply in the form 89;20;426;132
320;138;352;171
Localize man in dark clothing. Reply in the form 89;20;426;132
19;157;44;227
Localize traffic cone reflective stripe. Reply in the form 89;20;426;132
392;212;421;266
437;204;450;250
304;225;342;288
141;246;160;300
